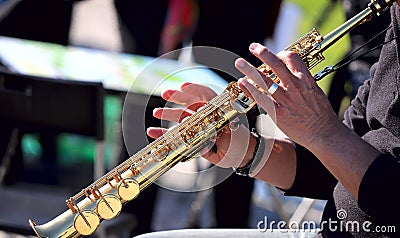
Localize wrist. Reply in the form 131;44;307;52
301;115;344;151
234;130;263;176
306;120;347;152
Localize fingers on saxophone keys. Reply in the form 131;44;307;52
153;108;192;123
235;58;270;91
238;78;277;114
235;58;282;98
248;43;294;87
180;82;217;101
147;127;168;139
161;89;207;111
161;89;198;107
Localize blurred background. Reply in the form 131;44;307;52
0;0;390;237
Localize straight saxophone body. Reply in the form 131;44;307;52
30;0;394;237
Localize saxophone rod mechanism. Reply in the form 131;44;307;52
310;0;394;60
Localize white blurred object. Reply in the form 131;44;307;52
256;114;287;139
69;0;121;51
264;1;302;53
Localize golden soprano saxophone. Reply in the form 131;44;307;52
29;0;394;237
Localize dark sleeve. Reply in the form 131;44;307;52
282;144;337;200
343;77;372;136
358;153;400;227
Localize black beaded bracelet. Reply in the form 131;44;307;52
249;131;265;175
233;130;263;176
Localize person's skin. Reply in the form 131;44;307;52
235;43;380;199
147;82;297;190
147;0;399;199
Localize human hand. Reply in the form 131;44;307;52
235;43;341;149
146;82;255;168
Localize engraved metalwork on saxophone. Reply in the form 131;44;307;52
29;0;394;237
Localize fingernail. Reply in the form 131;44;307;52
238;78;249;88
181;82;191;89
249;43;259;51
153;108;161;116
235;58;245;68
161;90;173;99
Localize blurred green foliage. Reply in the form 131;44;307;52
287;0;351;92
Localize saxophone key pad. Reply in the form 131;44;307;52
118;178;140;201
96;194;122;220
74;210;100;236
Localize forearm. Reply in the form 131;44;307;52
305;120;381;200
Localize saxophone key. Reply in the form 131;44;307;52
73;210;100;236
96;194;122;220
106;178;114;188
151;145;170;162
117;178;140;201
130;164;140;176
66;198;77;213
90;188;100;200
84;189;94;201
229;117;240;131
113;174;122;183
